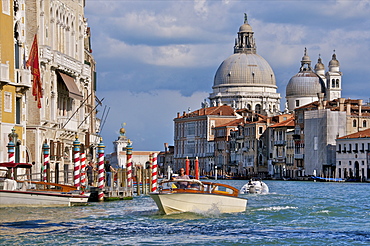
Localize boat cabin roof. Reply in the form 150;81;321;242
0;162;33;168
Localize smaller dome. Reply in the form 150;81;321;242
239;23;253;33
329;53;340;67
302;54;311;63
314;57;325;71
286;71;325;97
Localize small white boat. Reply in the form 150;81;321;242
150;179;247;214
240;179;269;194
0;162;89;207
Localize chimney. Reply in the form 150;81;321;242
177;112;180;118
318;93;324;109
266;117;271;125
339;98;345;111
346;101;351;115
359;99;363;116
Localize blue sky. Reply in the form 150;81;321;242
85;0;370;152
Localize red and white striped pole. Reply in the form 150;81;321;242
151;153;158;192
7;136;15;179
73;136;81;189
195;156;199;180
42;142;50;182
80;151;87;187
126;140;133;187
97;138;105;201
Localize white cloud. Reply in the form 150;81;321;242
86;0;370;151
98;90;208;151
320;0;370;18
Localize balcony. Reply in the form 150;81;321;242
39;45;83;75
14;68;32;92
274;140;286;146
273;157;286;163
58;116;78;132
81;64;91;78
294;153;304;159
0;62;10;84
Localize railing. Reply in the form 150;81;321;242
274;140;286;146
15;68;32;88
294;153;304;159
58;116;78;131
39;45;84;75
273;157;286;163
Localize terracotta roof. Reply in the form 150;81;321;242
338;128;370;139
295;98;370;116
215;118;245;128
270;117;295;128
176;105;235;118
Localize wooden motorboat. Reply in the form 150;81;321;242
150;179;247;215
0;162;89;207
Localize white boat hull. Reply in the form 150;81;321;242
150;192;247;214
240;181;269;194
0;190;89;207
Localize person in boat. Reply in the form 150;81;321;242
176;168;190;188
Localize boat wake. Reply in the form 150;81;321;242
255;206;298;211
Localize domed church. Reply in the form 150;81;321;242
208;14;281;116
286;48;342;112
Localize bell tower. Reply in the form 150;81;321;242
325;51;342;101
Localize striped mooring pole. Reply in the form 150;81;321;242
73;136;81;189
126;140;133;187
42;141;50;182
7;138;15;179
97;138;106;201
80;150;87;187
151;153;158;192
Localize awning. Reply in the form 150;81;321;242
56;71;83;100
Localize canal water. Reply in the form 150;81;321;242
0;180;369;245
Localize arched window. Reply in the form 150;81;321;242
336;79;339;88
363;120;367;128
331;79;335;88
353;119;357;127
247;104;251;110
255;104;261;114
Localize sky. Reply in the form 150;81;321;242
84;0;370;152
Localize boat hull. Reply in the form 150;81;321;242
150;192;247;214
0;190;89;207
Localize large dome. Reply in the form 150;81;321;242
214;53;276;87
286;71;326;97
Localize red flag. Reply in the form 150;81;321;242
26;34;42;108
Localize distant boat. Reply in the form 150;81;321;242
311;176;345;182
0;162;89;207
240;179;269;194
150;179;247;214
